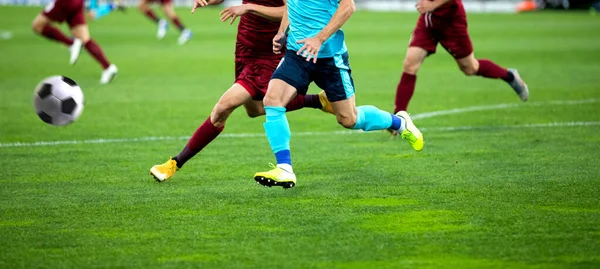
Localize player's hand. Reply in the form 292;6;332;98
220;5;249;25
273;32;286;54
416;0;436;13
191;0;209;13
296;36;323;63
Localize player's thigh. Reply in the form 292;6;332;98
267;51;311;107
37;0;66;30
138;0;151;11
210;83;253;124
161;1;176;17
32;13;52;32
70;24;90;43
455;53;479;76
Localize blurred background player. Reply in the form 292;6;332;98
87;0;126;21
253;0;424;188
32;0;118;84
138;0;191;44
393;0;530;115
149;0;333;182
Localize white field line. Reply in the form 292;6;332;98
412;98;600;120
1;121;599;148
1;98;598;148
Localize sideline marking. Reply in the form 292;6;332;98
412;98;599;120
1;121;598;148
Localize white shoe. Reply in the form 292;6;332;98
100;64;118;84
69;38;82;65
396;111;424;152
157;19;168;40
507;68;529;102
177;29;192;45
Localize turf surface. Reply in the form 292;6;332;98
1;6;599;268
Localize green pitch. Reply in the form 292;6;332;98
1;6;600;268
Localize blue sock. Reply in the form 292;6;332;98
353;105;395;131
95;3;114;19
264;106;291;165
390;114;403;131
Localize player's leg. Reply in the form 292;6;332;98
394;47;428;113
239;59;333;118
150;84;253;182
394;15;437;113
315;53;423;151
455;53;529;101
70;23;117;83
253;79;299;188
32;10;75;47
443;15;529;101
253;51;314;188
139;0;167;39
242;90;331;118
161;1;191;44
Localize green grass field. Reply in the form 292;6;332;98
1;6;600;268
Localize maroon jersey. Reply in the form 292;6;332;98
235;0;284;61
432;0;465;17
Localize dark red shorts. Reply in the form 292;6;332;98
147;0;172;5
235;58;281;101
42;0;86;27
409;12;473;59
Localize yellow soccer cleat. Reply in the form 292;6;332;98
318;90;335;114
396;111;424;152
150;158;179;182
254;163;297;189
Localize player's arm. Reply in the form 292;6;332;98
246;4;285;22
220;3;285;24
273;0;289;54
296;0;355;63
191;0;224;13
314;0;355;45
416;0;451;13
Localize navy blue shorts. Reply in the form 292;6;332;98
271;50;355;102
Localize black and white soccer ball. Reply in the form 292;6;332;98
33;76;84;126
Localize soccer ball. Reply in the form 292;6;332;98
33;76;84;126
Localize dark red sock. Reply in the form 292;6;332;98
40;25;73;46
175;118;224;167
84;40;110;69
171;17;185;31
477;59;510;82
144;10;160;23
394;72;417;113
286;94;321;112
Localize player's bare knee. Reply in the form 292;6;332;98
32;19;45;33
403;58;421;75
459;64;478;76
138;3;148;12
336;115;356;129
245;110;261;118
211;104;233;126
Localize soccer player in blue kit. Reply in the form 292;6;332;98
253;0;425;188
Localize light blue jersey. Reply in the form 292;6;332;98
286;0;347;58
